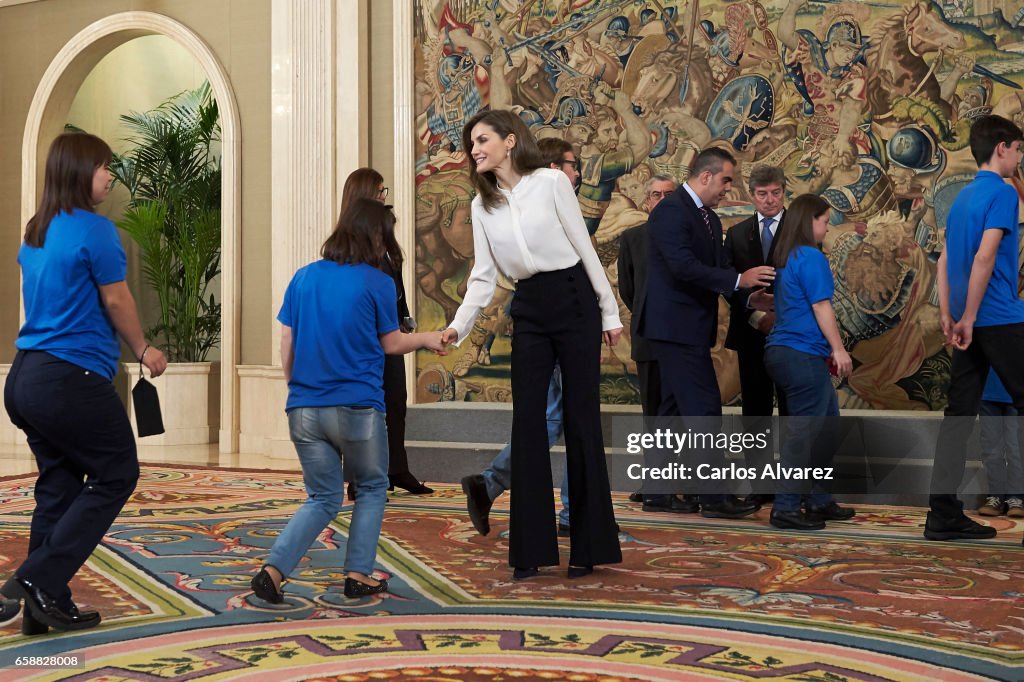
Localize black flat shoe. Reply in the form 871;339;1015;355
700;498;759;519
344;577;388;597
4;577;100;631
250;567;284;604
567;565;593;579
628;491;644;503
512;567;538;581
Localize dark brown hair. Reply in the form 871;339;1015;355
771;193;830;267
25;132;113;247
338;167;402;268
340;167;384;214
461;109;545;211
537;137;573;168
321;197;399;268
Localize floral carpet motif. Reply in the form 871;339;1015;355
0;465;1021;681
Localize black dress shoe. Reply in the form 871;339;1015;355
0;598;19;627
770;509;825;530
4;577;100;631
924;512;996;541
344;576;389;597
701;498;759;519
628;491;644;503
250;567;284;604
746;493;775;506
808;501;855;520
461;474;493;536
512;567;539;581
643;495;700;514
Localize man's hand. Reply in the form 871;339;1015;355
440;328;459;345
421;331;449;355
604;327;623;347
950;318;974;351
142;346;168;378
756;312;775;335
739;266;775;289
831;348;853;378
749;288;774;312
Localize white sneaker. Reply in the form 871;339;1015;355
976;496;1004;516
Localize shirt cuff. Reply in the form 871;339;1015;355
734;274;741;291
748;310;767;329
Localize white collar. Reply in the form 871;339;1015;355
682;182;704;209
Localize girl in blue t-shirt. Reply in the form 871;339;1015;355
763;194;854;531
3;133;168;633
251;199;446;604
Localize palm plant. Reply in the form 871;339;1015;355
109;82;222;362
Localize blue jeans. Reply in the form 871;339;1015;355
764;346;838;513
482;365;570;526
979;400;1024;499
267;406;389;577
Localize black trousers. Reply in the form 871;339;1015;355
636;359;662;417
736;341;776;480
509;262;621;568
3;350;139;603
931;323;1024;517
383;354;410;477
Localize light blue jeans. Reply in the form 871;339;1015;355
483;365;570;526
267;406;389;577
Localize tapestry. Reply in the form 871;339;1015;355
411;0;1024;410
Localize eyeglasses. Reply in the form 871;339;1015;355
561;158;581;171
648;190;670;200
378;187;389;200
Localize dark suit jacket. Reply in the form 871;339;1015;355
636;186;738;348
380;255;411;328
723;211;785;352
617;223;656;362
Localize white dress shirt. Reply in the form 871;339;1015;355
448;168;622;344
756;210;783;240
682;181;741;291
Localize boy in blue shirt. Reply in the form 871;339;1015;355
928;114;1024;542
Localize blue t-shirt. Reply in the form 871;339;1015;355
945;170;1024;327
277;260;399;412
17;209;127;379
766;245;834;357
983;368;1013;404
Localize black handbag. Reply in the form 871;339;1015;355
132;360;165;437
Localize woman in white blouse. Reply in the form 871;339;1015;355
440;109;623;580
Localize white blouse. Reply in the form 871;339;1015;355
448;168;622;344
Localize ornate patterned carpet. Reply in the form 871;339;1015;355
0;465;1021;681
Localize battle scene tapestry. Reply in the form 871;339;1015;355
411;0;1024;410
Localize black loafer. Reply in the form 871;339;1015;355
628;491;644;503
344;577;388;597
567;565;593;579
512;567;539;581
770;509;825;530
250;567;284;604
461;474;494;536
643;495;700;514
808;502;855;520
4;577;100;631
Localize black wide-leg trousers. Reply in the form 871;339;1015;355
508;262;621;569
3;350;139;604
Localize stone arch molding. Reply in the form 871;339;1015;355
21;11;242;452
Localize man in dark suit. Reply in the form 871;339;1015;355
724;166;786;504
636;148;774;518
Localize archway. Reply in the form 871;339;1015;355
21;11;241;452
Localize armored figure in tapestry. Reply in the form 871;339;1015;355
412;0;1024;411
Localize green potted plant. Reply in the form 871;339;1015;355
109;82;222;444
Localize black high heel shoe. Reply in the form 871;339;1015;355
567;565;593;579
512;567;539;581
389;473;434;495
250;567;284;604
